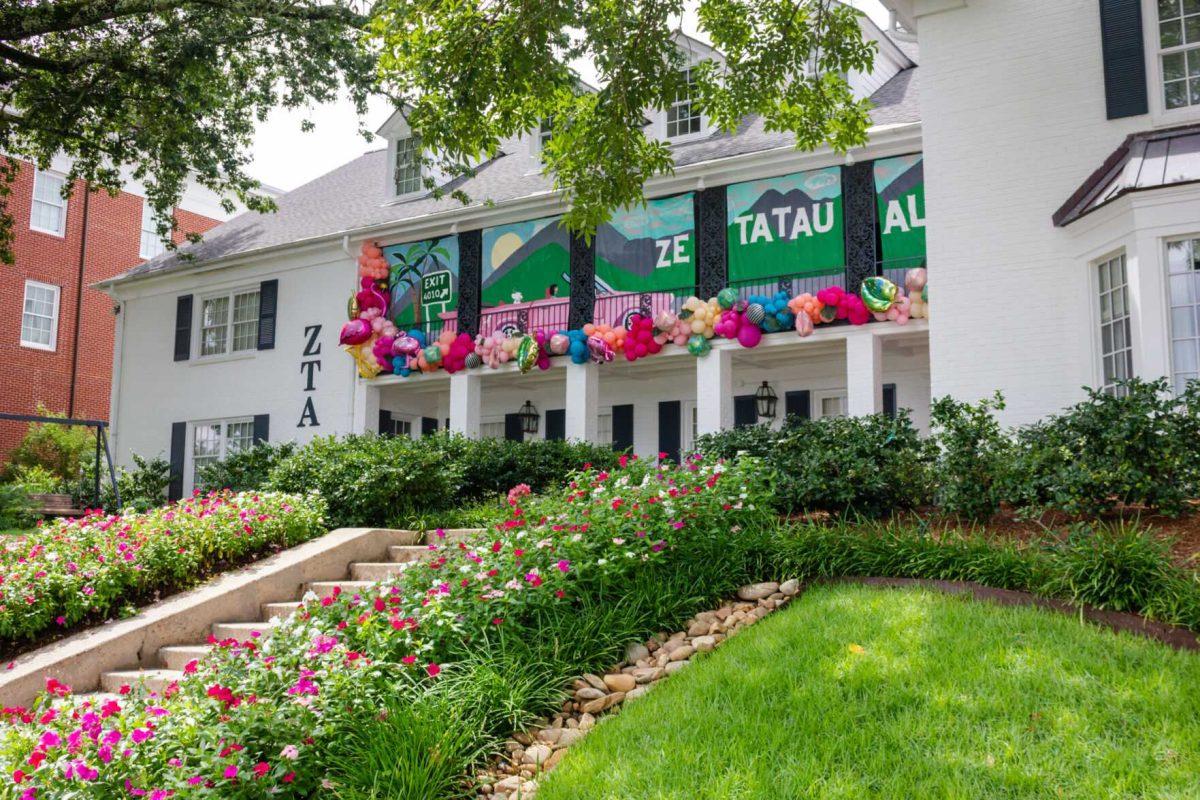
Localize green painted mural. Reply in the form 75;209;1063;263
481;215;571;307
725;167;844;282
595;193;695;293
873;154;926;268
384;236;459;328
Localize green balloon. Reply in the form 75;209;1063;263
860;277;899;314
423;345;442;364
516;335;539;374
717;287;739;310
687;334;712;357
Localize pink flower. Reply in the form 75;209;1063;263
426;663;441;678
223;765;238;780
556;560;570;573
280;745;299;760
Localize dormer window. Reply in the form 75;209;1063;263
394;136;423;196
539;117;554;150
666;68;702;139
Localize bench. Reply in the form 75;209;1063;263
28;493;86;518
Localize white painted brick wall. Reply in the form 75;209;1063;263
916;0;1151;424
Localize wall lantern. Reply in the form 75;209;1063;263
754;381;778;419
518;400;540;434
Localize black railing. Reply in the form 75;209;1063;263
0;412;120;510
727;268;849;303
878;255;927;290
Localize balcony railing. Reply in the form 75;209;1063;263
878;255;927;289
477;297;572;337
593;286;695;328
727;268;849;303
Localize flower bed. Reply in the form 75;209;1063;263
0;455;769;799
0;491;327;650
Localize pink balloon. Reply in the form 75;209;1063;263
737;324;762;348
339;319;372;346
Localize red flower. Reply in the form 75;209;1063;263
426;663;441;678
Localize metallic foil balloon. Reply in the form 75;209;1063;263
464;352;482;369
744;303;766;326
860;277;899;314
393;335;421;357
686;334;712;357
905;267;928;294
795;313;814;338
422;344;443;365
654;310;678;332
339;319;372;346
345;344;382;379
347;294;360;321
516;335;539;374
716;287;738;310
548;333;570;355
587;334;615;364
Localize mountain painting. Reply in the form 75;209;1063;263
725;167;844;282
383;235;459;328
874;154;926;268
595;193;695;293
481;216;571;307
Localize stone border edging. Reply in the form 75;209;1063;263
0;527;418;708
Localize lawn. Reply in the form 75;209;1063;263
537;584;1200;800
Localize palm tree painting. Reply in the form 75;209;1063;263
386;236;457;327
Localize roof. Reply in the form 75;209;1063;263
1054;122;1200;226
111;66;921;285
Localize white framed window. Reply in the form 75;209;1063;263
1096;252;1134;395
1155;0;1200;112
393;136;423;196
480;420;505;440
139;199;168;259
387;417;414;438
30;169;67;236
597;411;613;445
192;418;255;476
666;68;703;139
817;393;847;419
20;280;60;351
1167;236;1200;394
198;288;260;358
538;117;554;151
681;401;698;454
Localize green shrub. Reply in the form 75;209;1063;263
2;404;95;482
266;434;461;528
7;464;63;494
929;392;1013;520
695;412;931;517
1007;379;1200;517
195;440;297;493
0;483;36;531
75;454;172;513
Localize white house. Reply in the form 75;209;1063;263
100;1;1198;500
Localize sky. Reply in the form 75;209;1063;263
248;0;892;193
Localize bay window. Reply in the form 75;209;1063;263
1096;253;1134;395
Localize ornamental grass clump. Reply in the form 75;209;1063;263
0;455;771;799
0;490;327;649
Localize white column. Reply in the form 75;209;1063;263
565;362;599;442
695;348;733;435
1128;232;1170;381
449;373;482;438
845;330;883;416
350;379;381;434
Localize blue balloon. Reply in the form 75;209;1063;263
408;329;427;348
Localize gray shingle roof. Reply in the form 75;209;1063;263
112;66;920;285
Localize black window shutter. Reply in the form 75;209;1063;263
612;404;634;452
1099;0;1148;119
504;413;524;442
784;390;811;421
734;394;757;428
883;384;898;418
378;409;393;436
545;409;566;441
168;421;186;501
257;279;279;350
252;414;270;444
657;401;682;463
173;295;192;362
421;416;438;436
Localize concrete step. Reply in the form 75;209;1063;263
306;580;374;599
350;561;414;581
211;619;278;642
422;528;485;545
388;545;428;563
100;669;182;696
262;600;302;620
158;644;213;672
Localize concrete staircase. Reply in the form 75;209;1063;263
93;529;482;697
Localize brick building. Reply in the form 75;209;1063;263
1;155;241;456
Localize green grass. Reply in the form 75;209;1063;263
537;584;1200;800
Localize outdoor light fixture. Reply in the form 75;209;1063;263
754;381;778;419
518;400;540;434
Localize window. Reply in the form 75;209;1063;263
30;170;67;235
1156;0;1200;110
480;420;505;440
681;402;698;454
539;117;554;150
1167;237;1200;393
394;136;422;196
596;411;613;444
192;418;255;475
666;68;702;139
20;280;59;350
1096;252;1134;395
388;417;413;438
819;395;847;418
139;199;168;259
198;288;260;357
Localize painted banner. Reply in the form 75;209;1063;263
482;215;571;307
725;167;844;282
595;192;695;293
873;154;926;268
384;235;459;328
